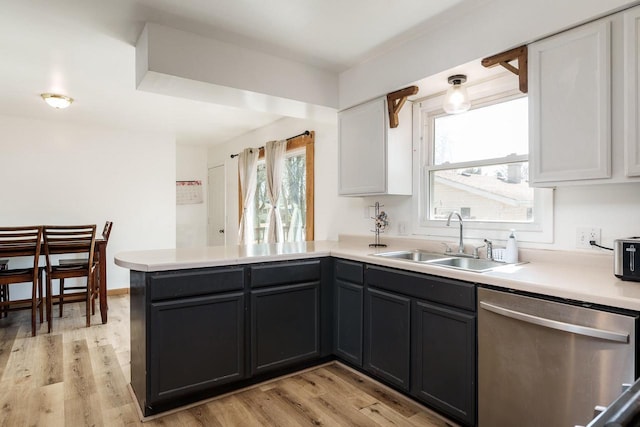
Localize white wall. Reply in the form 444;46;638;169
339;0;637;108
207;112;640;252
0;115;176;296
208;117;350;244
176;144;208;247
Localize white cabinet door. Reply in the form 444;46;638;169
529;19;611;185
338;98;388;195
625;7;640;177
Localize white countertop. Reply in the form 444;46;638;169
115;238;640;312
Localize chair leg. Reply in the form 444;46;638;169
47;276;52;333
86;281;91;328
91;269;97;316
31;279;37;337
59;278;64;317
38;268;44;324
4;285;10;318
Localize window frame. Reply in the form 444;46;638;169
411;74;553;243
238;131;315;242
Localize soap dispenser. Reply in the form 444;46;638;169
505;229;518;263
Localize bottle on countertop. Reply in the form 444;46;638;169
505;229;518;263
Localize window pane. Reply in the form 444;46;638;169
434;97;528;165
280;153;306;242
430;162;533;222
253;153;306;243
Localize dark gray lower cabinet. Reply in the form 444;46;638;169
364;287;411;391
149;292;245;403
131;257;477;423
251;282;319;374
334;280;363;366
334;256;364;367
412;299;476;426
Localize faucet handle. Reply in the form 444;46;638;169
472;244;485;259
441;242;453;253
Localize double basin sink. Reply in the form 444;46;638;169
373;249;510;272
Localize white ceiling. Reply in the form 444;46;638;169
0;0;471;146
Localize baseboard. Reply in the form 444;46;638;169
107;288;129;296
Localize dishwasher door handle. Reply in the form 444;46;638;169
479;301;630;343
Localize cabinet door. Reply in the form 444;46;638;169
251;282;319;375
625;7;640;176
334;280;363;366
149;292;245;403
364;287;411;391
529;19;611;184
411;300;476;426
338;98;387;195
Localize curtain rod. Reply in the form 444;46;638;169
229;130;310;158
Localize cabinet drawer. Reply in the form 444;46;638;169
335;259;364;284
250;259;321;288
149;267;244;301
365;266;476;311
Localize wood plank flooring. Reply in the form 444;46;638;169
0;295;457;426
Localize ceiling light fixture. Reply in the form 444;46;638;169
442;74;470;114
41;93;74;109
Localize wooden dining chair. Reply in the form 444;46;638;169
0;226;44;336
43;224;97;330
58;221;112;316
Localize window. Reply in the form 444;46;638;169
415;75;552;242
240;132;314;244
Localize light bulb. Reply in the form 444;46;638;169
443;75;470;114
41;93;73;109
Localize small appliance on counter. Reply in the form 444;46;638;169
614;238;640;282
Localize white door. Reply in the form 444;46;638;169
208;165;226;246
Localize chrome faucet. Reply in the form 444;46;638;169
484;238;494;260
446;211;465;255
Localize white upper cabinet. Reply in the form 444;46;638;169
625;7;640;177
338;97;412;196
529;19;612;185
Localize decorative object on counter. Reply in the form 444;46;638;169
369;202;388;248
505;229;518;263
443;75;470;114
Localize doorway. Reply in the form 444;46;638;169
208;164;226;246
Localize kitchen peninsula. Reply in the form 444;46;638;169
116;238;640;425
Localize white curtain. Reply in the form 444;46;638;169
238;148;258;245
265;139;287;243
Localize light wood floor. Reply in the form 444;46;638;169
0;295;457;426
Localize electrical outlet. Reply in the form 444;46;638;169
576;227;601;249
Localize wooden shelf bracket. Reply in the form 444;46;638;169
481;45;528;93
386;85;419;128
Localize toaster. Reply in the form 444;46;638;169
614;238;640;282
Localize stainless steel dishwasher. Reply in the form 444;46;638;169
478;287;637;427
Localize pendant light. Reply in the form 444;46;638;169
41;93;74;109
443;74;470;114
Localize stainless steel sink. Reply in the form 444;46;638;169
428;257;506;272
373;250;449;263
373;249;513;272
